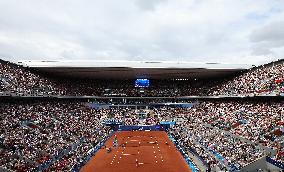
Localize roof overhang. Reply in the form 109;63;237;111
18;60;252;79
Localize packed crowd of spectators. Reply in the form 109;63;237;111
97;103;282;170
171;122;265;170
210;61;284;96
98;108;164;126
161;101;284;167
190;101;284;150
0;59;216;97
1;100;284;171
2;58;284;171
0;101;110;171
156;106;266;170
0;101;181;171
59;79;215;97
2;58;284;97
90;105;275;170
0;60;66;96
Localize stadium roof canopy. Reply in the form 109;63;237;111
18;60;253;79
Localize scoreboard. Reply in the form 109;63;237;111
134;79;150;88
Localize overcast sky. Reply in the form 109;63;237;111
0;0;284;64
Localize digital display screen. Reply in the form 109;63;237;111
135;79;150;88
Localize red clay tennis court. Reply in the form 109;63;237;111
80;131;191;172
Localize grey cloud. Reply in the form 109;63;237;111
135;0;168;11
251;45;274;56
250;21;284;43
250;21;284;57
0;0;283;64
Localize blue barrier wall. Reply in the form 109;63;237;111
266;156;284;169
167;133;199;172
118;125;161;131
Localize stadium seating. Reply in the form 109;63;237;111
0;101;109;171
2;58;284;171
210;61;284;96
2;59;284;97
